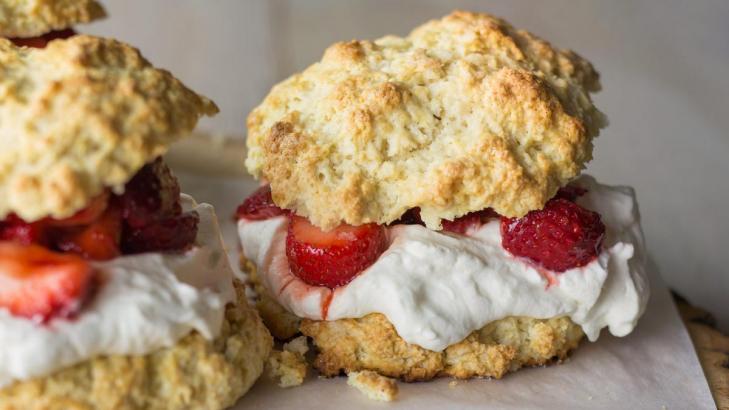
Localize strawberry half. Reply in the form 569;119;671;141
122;211;199;254
0;243;95;322
286;216;387;288
501;199;605;272
120;158;182;229
56;205;122;261
236;185;286;220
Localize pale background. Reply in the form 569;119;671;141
85;0;729;331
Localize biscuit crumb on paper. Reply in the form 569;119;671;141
347;370;399;402
267;348;308;388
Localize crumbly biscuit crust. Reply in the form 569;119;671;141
246;10;606;229
0;0;106;38
0;36;218;222
302;313;583;381
0;282;272;410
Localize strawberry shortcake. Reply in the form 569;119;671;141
1;0;105;47
0;36;271;409
238;11;649;381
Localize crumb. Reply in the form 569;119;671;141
588;395;593;400
448;380;459;388
284;336;309;355
266;349;308;388
347;371;398;402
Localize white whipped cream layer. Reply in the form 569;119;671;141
239;175;650;352
0;195;236;388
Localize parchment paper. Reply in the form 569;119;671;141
176;170;716;410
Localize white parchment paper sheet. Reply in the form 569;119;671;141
176;171;716;410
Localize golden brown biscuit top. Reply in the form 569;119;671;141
246;11;607;230
0;35;218;222
0;0;106;38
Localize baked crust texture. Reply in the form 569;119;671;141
301;313;583;381
0;282;273;410
246;10;606;230
0;0;106;38
0;35;218;222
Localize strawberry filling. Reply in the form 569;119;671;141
8;28;76;48
237;183;603;288
0;243;95;322
0;158;198;321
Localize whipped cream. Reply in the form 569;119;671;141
0;195;235;387
239;175;650;352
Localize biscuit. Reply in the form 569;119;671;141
302;313;583;381
243;256;301;340
0;36;218;222
0;0;106;38
246;10;606;230
243;258;584;382
0;281;273;410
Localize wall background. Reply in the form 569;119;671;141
86;0;729;330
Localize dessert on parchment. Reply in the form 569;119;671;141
1;0;105;46
0;35;271;410
237;10;650;383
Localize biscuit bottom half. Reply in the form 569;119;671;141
244;258;585;382
0;281;272;410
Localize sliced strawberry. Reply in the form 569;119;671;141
441;209;498;235
0;216;49;246
120;158;182;229
236;185;286;220
286;216;387;288
9;28;76;48
501;199;605;272
47;191;110;227
122;211;199;254
56;205;122;261
0;243;95;321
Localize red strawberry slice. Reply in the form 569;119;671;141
122;211;199;254
9;28;76;48
120;158;182;229
501;199;605;272
56;205;122;261
48;191;110;227
0;216;49;246
0;243;95;321
236;185;286;220
441;209;498;235
286;216;387;288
